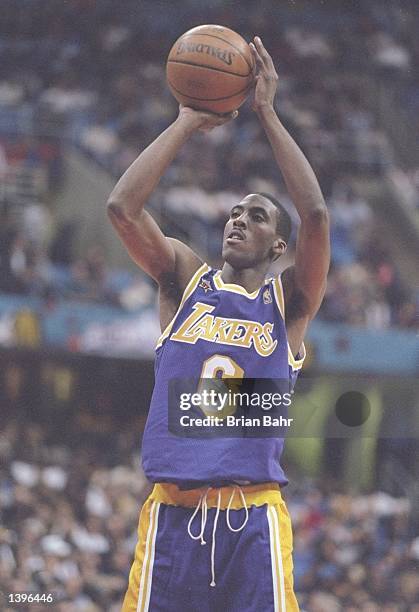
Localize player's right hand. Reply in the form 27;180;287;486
249;36;279;113
178;105;238;132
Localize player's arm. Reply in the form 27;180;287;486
107;107;236;293
251;37;330;356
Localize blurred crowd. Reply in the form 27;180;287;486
321;184;417;329
0;420;148;611
290;485;418;612
1;182;416;330
0;420;418;611
0;201;155;312
0;0;418;330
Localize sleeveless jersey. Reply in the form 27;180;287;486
141;263;305;487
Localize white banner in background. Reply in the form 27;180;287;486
78;311;160;357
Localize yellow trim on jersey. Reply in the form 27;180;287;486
155;263;211;349
213;270;261;299
272;275;286;319
273;273;306;371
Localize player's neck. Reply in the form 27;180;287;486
220;262;269;293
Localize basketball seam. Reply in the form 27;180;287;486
167;59;251;78
167;78;253;102
177;32;254;72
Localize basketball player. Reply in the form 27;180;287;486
108;37;329;612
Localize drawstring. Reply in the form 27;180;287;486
226;486;249;532
187;485;249;587
187;490;208;545
210;490;221;587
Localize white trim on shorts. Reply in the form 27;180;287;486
267;505;286;612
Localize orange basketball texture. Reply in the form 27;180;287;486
166;25;255;114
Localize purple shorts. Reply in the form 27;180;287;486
122;483;299;611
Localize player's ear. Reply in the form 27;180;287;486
270;238;287;262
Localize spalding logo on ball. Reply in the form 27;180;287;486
166;25;256;114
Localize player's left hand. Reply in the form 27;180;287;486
249;37;279;112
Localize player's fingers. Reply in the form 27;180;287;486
254;36;269;59
249;42;265;71
250;44;264;71
254;36;275;71
252;38;277;81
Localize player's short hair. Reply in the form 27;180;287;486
255;192;292;244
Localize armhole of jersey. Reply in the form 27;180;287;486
273;273;306;371
155;263;211;350
288;342;306;371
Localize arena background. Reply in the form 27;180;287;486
0;1;418;610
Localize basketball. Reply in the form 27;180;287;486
166;25;255;114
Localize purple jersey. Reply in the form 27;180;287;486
141;263;305;487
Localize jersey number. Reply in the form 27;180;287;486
198;355;244;419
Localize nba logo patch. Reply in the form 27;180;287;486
263;288;272;304
199;279;212;293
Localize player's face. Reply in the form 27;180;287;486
222;194;285;269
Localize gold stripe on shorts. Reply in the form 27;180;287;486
137;501;160;612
